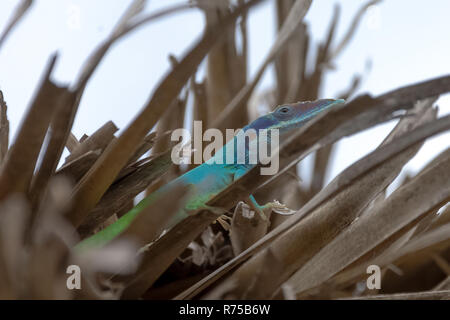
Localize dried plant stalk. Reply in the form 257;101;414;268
67;0;266;228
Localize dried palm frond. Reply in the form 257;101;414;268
0;0;449;300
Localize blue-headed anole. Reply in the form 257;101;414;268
76;99;345;250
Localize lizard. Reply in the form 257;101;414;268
75;99;345;251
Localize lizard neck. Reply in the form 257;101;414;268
205;127;276;167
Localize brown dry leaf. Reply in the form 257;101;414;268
65;121;118;163
321;158;450;294
118;209;219;299
434;276;450;291
0;195;29;299
188;78;209;171
0;178;101;299
29;0;178;212
337;73;363;100
0;55;69;202
275;0;308;103
321;216;430;294
429;204;450;230
192;79;209;126
0;91;9;163
410;206;440;237
378;207;450;293
283;22;308;104
305;98;440;283
26;237;71;299
28;90;78;210
299;5;341;195
33;177;121;300
298;4;339;101
126;132;157;166
66;133;80;153
0;0;33;50
213;0;312;132
310;144;334;195
152;96;187;180
203;0;247;123
298;1;374;103
381;254;450;293
298;2;378;198
390;221;450;268
56;150;102;183
239;248;284;299
286;146;450;295
26;2;192;220
114;186;193;299
230;202;270;256
67;0;266;228
328;186;441;291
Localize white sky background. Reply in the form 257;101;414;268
0;0;449;188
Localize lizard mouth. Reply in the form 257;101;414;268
274;99;345;130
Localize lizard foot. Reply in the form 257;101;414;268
246;202;269;222
262;200;296;216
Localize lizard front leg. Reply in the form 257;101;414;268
245;195;270;222
245;195;297;221
232;166;295;221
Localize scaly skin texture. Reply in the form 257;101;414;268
76;99;345;251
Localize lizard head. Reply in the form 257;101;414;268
244;98;345;136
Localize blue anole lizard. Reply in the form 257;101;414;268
76;99;345;250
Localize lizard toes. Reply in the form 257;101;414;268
269;200;296;216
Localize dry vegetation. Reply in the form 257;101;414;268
0;0;450;300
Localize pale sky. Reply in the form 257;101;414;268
0;0;449;187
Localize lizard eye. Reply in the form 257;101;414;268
278;106;290;114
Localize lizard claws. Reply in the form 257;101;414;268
264;200;296;216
